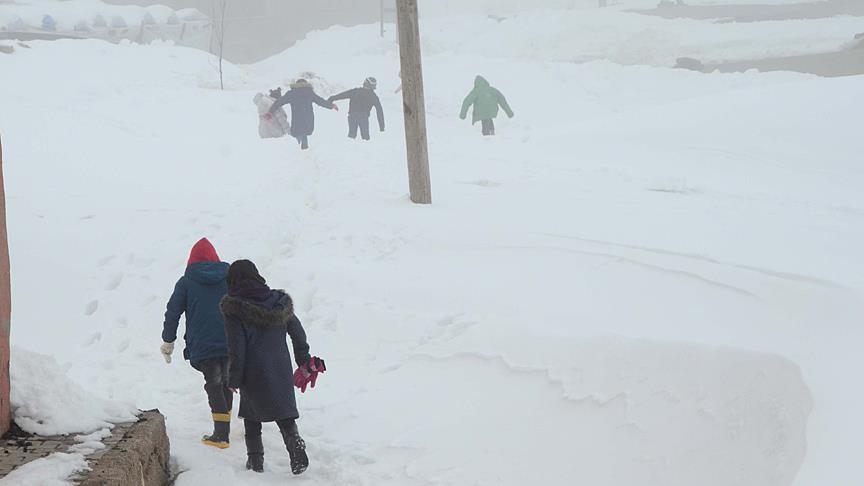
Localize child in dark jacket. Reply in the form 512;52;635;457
161;238;233;449
220;260;326;475
266;78;338;150
328;77;385;141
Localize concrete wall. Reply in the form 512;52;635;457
78;411;171;486
0;135;10;437
107;0;392;63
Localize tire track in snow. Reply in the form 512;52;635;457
482;244;761;300
538;232;845;289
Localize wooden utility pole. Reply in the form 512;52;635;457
0;135;11;436
396;0;432;204
380;0;385;37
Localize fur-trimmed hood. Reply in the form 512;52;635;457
220;291;294;327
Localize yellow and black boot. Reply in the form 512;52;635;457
201;413;231;449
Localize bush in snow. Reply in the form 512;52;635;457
110;15;127;29
74;20;91;33
5;16;26;32
289;71;338;97
675;57;705;71
92;14;107;28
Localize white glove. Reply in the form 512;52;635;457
160;342;175;364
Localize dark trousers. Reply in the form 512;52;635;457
192;357;233;417
348;113;371;140
481;119;495;136
244;418;297;456
295;135;309;150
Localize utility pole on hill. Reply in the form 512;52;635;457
0;135;10;436
380;0;385;37
396;0;432;204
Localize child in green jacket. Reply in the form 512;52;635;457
460;75;514;136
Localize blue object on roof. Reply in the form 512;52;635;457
41;15;57;32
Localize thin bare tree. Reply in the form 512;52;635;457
210;0;229;90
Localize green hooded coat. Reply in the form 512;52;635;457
460;76;514;124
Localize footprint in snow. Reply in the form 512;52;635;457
84;300;99;316
84;332;102;346
127;254;155;269
105;273;124;291
117;339;130;353
98;255;117;267
352;455;376;466
470;179;502;188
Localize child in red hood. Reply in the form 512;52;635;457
161;238;233;449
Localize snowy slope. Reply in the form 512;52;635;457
1;8;863;486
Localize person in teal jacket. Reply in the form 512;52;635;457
459;75;514;136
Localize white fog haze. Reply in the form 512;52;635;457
0;0;861;485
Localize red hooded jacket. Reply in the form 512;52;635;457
188;238;220;266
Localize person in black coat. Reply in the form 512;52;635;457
220;260;325;475
328;76;385;141
267;78;338;150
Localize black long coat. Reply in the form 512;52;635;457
221;290;310;422
270;85;334;138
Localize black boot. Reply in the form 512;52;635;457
245;433;264;473
279;420;308;475
202;419;230;449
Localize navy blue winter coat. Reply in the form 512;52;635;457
270;84;334;138
221;290;310;422
163;261;230;364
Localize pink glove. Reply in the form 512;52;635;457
293;357;326;393
261;112;273;120
293;367;310;391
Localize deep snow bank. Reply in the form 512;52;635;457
10;348;137;436
383;337;813;486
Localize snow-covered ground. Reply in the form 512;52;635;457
1;5;863;486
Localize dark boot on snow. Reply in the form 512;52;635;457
245;455;264;473
279;421;308;475
201;419;230;449
245;431;264;473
